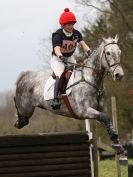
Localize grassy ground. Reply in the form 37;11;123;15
99;159;133;177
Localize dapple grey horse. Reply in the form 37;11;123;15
14;36;126;157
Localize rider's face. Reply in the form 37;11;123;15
63;23;75;33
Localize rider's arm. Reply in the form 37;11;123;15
79;40;90;53
54;46;62;58
52;33;63;59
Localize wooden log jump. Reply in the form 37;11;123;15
0;131;93;177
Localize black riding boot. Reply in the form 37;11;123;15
51;76;61;110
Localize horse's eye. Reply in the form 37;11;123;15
106;51;110;55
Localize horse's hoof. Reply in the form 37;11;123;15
111;143;125;154
119;155;128;166
14;118;29;129
14;121;23;129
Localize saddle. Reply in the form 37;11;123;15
44;65;79;118
44;66;74;101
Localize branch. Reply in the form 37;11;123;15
76;0;133;33
75;0;112;14
87;4;112;14
106;0;133;33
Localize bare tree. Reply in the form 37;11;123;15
75;0;133;33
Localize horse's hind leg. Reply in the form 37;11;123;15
96;112;127;156
84;107;126;155
14;96;35;129
96;112;128;163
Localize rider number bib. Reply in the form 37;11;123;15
61;39;77;53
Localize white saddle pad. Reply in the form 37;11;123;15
44;71;74;100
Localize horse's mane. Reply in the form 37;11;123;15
83;37;117;66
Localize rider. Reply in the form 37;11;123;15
51;8;91;110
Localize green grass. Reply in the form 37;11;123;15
99;159;133;177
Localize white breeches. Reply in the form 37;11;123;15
50;55;76;77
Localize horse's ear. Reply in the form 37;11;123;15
102;37;106;43
114;34;119;43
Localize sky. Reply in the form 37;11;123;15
0;0;97;92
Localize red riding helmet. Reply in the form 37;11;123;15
59;8;77;25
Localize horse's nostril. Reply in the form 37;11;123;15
115;73;123;80
115;73;119;78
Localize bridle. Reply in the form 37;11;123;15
100;42;121;76
67;42;121;73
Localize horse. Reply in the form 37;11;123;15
14;36;126;158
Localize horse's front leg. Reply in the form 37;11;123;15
83;107;126;156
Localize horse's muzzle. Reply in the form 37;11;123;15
115;73;123;81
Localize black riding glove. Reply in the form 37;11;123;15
85;50;92;58
59;56;67;64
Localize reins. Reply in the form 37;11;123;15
65;60;106;93
65;41;120;92
66;61;101;72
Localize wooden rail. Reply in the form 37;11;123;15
0;132;92;177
